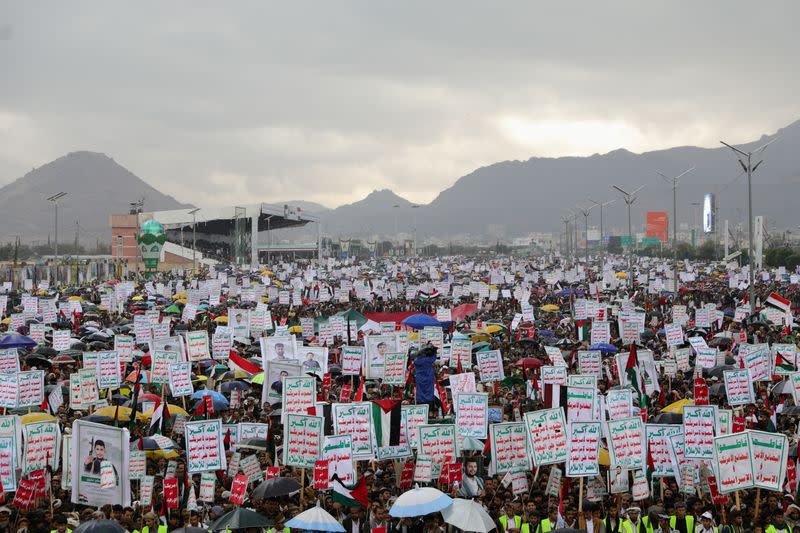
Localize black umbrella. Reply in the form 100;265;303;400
704;365;736;379
251;476;302;499
75;520;126;533
172;528;208;533
653;412;682;424
209;508;273;530
34;346;58;357
25;355;52;367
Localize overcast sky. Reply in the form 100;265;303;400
2;1;799;208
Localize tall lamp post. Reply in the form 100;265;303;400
188;208;200;275
588;197;616;274
46;192;67;286
576;204;597;275
656;167;695;295
411;205;420;257
612;185;644;290
720;138;776;310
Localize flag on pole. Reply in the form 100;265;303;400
331;474;368;509
625;343;646;408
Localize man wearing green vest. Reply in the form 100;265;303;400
669;502;694;533
499;506;522;533
519;512;540;533
135;511;168;533
623;507;654;533
535;507;558;533
765;508;791;533
50;515;72;533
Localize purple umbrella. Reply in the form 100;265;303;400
0;333;37;349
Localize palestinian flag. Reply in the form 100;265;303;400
625;344;646;408
777;352;796;373
150;402;170;435
418;289;440;301
646;443;656;493
371;400;402;448
331;474;368;509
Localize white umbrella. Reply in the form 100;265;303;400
285;503;345;532
389;487;452;517
441;499;496;533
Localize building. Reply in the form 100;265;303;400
110;203;319;270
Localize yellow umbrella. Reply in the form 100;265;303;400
22;413;56;424
540;304;560;312
289;325;302;333
131;295;144;301
615;272;628;279
260;269;275;276
175;298;189;305
146;449;180;460
141;404;190;418
67;296;83;302
213;316;229;324
93;406;146;422
408;332;419;341
599;448;611;466
471;333;491;343
484;325;503;334
0;318;9;325
661;398;693;414
174;292;188;299
273;280;284;288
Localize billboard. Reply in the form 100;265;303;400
645;211;669;242
703;194;715;234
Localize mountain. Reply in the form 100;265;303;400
321;189;415;237
263;200;331;215
321;119;800;241
0;151;191;241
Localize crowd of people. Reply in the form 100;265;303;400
1;252;799;533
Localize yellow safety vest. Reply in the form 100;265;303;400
670;516;695;532
499;515;522;532
536;519;554;533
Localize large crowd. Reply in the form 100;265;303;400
1;252;799;533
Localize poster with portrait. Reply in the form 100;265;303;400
70;420;131;506
260;335;299;364
608;464;629;494
228;308;251;341
297;346;328;379
364;334;395;380
261;360;302;405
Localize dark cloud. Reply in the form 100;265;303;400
1;1;799;207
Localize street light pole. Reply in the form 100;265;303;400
657;167;695;295
721;138;776;310
411;205;420;257
188;208;200;275
588;198;616;276
46;192;67;286
576;204;597;276
613;185;644;291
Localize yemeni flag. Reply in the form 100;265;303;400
625;343;646;408
371;400;402;449
766;292;791;313
418;290;440;301
331;474;368;509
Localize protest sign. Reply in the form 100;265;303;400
333;403;374;459
52;330;71;351
683;405;716;460
70;420;129;506
323;434;355;486
590;321;610;345
168;362;194;397
541;366;568;386
151;350;180;385
524;408;568;466
401;405;428;449
713;433;754;493
341;346;364;376
449;338;472;369
723;369;755;406
664;323;684;347
185;330;211;361
646;424;683;477
742;343;770;382
185;419;226;473
17;370;44;409
489;422;529;475
577;351;602;376
419;424;457;474
414;456;433;483
631;469;649;501
229;474;249;505
546;466;562;497
566;386;595;423
449;372;477;394
454;393;488;439
129;450;146;481
566;422;600;477
750;430;788;491
607;389;634;421
114;335;134;363
475;350;504;382
382;352;407;386
284;414;323;469
282;376;316;422
606;417;645;470
96;351;121;390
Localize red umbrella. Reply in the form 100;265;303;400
52;354;76;365
515;357;544;369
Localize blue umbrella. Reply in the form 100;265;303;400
401;314;444;330
193;398;229;412
537;329;554;336
555;289;585;297
389;487;453;517
286;504;345;532
0;333;37;349
589;343;619;353
191;389;228;403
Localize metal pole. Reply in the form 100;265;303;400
747;152;755;308
673;179;677;295
192;211;197;275
599;204;604;272
54;201;59;285
627;203;632;287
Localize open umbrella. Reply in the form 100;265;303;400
171;528;208;533
589;343;618;353
653;412;682;424
209;508;273;530
515;357;544;369
75;520;126;533
441;499;495;533
237;438;269;451
401;314;444;330
251;476;302;499
286;503;345;532
660;399;693;414
460;437;485;452
0;333;37;349
389;487;452;517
